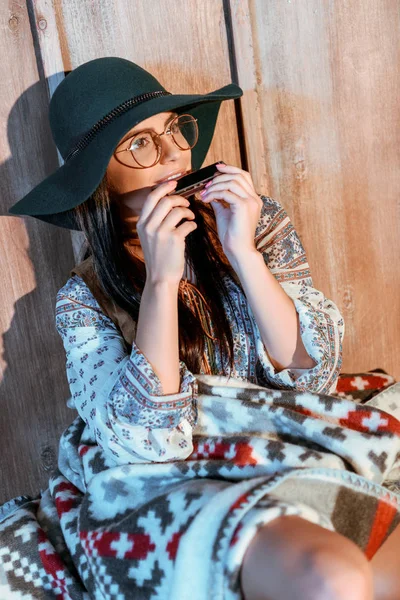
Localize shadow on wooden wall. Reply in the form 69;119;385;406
0;78;76;504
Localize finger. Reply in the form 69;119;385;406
215;163;254;187
140;180;178;222
175;220;198;240
140;193;190;230
159;206;195;231
200;189;245;209
200;180;249;200
207;173;255;197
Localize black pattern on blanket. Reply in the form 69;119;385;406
1;376;400;600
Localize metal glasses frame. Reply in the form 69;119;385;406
113;113;198;169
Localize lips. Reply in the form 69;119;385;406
155;169;193;184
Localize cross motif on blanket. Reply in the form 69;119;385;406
101;478;129;503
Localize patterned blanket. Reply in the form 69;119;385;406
331;367;397;403
1;375;400;600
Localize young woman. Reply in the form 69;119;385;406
6;57;400;600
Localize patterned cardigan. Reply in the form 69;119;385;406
55;195;345;464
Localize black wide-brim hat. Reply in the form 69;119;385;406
8;57;243;231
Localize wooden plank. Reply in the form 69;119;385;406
54;0;241;166
4;0;397;506
224;0;270;195
0;1;76;504
34;0;87;262
230;0;400;378
0;0;243;502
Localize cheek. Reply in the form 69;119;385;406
106;160;124;193
107;158;151;193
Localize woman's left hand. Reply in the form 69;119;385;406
198;163;262;260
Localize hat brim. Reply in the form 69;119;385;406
8;83;242;230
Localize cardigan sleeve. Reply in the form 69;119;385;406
253;194;345;395
55;275;198;464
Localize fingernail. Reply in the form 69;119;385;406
205;181;212;188
200;189;207;196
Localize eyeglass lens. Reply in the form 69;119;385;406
122;114;198;167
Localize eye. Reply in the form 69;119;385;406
128;134;152;151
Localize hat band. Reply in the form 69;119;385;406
64;89;172;162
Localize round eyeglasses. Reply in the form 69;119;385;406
114;113;199;169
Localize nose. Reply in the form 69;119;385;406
158;131;183;162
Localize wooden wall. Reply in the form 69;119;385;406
0;0;399;503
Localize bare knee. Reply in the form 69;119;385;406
312;546;374;600
240;515;373;600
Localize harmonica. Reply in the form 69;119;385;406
165;162;223;199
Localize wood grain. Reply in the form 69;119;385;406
0;1;76;504
230;0;400;377
1;0;399;504
0;0;241;502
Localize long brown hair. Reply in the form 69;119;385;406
72;173;242;375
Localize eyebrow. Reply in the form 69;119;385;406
119;112;179;145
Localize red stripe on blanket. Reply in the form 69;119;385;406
229;521;244;547
54;481;81;517
38;528;69;599
80;531;156;560
166;531;184;560
364;497;399;560
78;444;90;456
339;408;400;435
336;375;392;393
191;440;258;466
229;492;251;513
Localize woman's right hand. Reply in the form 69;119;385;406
136;180;197;286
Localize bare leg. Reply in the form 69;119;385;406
370;523;400;600
240;515;373;600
